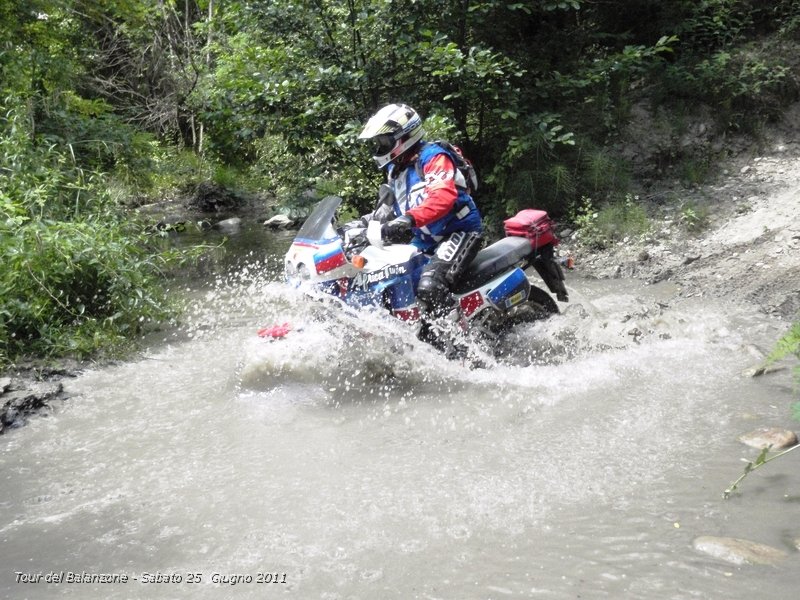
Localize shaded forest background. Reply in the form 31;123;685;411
2;0;800;361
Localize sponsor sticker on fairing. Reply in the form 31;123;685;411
313;246;347;274
352;264;408;288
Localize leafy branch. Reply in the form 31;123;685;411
723;443;800;499
724;321;800;499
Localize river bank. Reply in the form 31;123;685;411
0;361;83;434
568;102;800;323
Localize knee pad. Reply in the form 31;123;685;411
417;270;453;315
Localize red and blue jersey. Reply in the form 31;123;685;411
387;142;482;252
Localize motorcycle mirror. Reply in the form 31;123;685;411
367;220;384;249
344;227;366;248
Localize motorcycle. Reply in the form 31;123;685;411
283;192;569;351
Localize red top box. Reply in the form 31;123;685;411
503;209;559;249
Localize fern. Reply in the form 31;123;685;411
767;322;800;363
548;163;576;199
767;320;800;411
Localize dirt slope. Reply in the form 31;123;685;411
570;106;800;322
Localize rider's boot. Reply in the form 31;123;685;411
418;305;485;367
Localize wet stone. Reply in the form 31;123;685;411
264;214;294;229
742;364;787;378
693;536;787;566
0;381;64;431
738;427;799;450
214;217;242;234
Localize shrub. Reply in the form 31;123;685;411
768;322;800;402
658;3;800;131
679;201;711;233
0;216;175;361
572;194;651;249
0;95;181;364
581;146;630;197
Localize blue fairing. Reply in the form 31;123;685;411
345;254;427;310
289;196;433;312
486;267;529;306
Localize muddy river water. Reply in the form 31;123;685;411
1;225;798;599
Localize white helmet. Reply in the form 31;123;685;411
358;103;425;168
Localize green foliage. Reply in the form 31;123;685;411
484;113;581;222
678;0;754;50
678;154;713;186
146;148;216;193
657;1;800;129
767;321;800;359
767;321;800;393
722;443;800;499
0;134;179;363
0;214;175;360
551;35;679;135
679;202;711;233
198;0;685;215
582;146;630;196
0;2;189;364
571;195;651;249
688;47;793;127
201;0;526;209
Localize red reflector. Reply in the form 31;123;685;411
394;307;420;322
459;291;484;317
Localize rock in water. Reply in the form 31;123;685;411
738;427;798;450
263;214;295;229
1;381;64;430
693;536;787;565
214;217;242;234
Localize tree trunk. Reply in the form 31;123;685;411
198;0;213;154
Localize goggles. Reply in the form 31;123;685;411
372;134;395;157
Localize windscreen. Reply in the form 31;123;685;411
294;196;342;243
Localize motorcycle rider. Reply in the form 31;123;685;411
358;103;483;355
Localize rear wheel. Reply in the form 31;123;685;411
506;285;559;325
511;285;559;323
479;285;558;338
